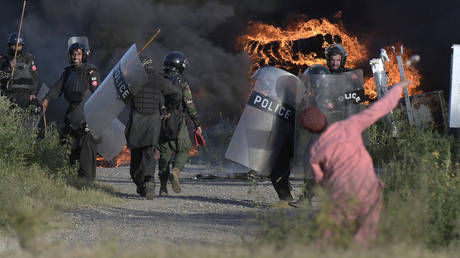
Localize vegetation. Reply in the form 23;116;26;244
0;97;117;250
254;110;459;250
0;95;458;256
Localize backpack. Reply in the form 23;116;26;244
161;77;184;140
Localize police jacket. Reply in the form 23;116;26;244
0;52;38;94
125;63;181;149
46;63;100;109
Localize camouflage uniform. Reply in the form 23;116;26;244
158;75;200;192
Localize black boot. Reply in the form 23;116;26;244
289;179;316;208
145;177;155;200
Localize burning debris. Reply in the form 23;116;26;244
238;18;422;100
97;146;131;168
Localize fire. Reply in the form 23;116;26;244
97;145;199;168
189;146;199;156
238;17;422;99
97;146;131;168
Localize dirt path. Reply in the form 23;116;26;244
49;164;304;248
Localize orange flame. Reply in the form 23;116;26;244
238;17;422;99
97;145;199;168
189;146;199;156
97;146;131;168
362;45;422;100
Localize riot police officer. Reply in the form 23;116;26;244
325;44;351;74
40;40;100;181
158;51;201;196
0;33;38;108
125;56;181;199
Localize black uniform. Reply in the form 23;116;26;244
270;126;295;201
0;52;38;108
125;57;181;193
45;63;100;180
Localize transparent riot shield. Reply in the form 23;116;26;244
96;118;127;161
225;66;305;176
84;44;148;139
292;69;365;176
36;83;49;102
24;83;50;129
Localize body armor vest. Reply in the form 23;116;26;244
164;72;184;111
63;67;90;104
9;54;34;91
132;72;162;114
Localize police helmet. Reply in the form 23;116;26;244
163;51;189;74
8;32;24;46
325;44;347;68
307;64;331;75
68;42;89;63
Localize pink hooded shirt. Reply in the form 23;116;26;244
309;83;403;209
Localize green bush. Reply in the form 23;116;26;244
0;96;73;177
369;111;459;248
0;97;116;249
255;109;459;249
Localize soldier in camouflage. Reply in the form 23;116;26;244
125;56;181;199
0;33;38;108
158;51;201;196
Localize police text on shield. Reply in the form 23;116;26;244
248;91;295;124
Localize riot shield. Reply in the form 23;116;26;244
36;83;49;102
68;36;90;55
24;83;50;129
225;66;305;176
292;69;365;176
84;44;148;139
96;118;127;161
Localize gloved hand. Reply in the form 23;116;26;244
193;126;205;147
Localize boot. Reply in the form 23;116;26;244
145;178;155;200
270;200;293;209
159;178;168;196
169;167;181;193
289;179;316;208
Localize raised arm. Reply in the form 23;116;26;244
347;80;409;132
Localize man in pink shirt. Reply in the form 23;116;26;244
302;80;410;247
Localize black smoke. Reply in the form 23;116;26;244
1;0;251;126
1;0;459;125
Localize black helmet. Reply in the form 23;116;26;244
325;44;347;68
8;32;24;46
307;64;331;75
163;51;189;74
68;42;89;63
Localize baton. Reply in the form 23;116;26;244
8;1;27;89
43;112;47;135
138;29;161;55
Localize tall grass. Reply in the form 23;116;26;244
0;97;117;249
254;109;459;249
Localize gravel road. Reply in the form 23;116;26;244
49;163;305;248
